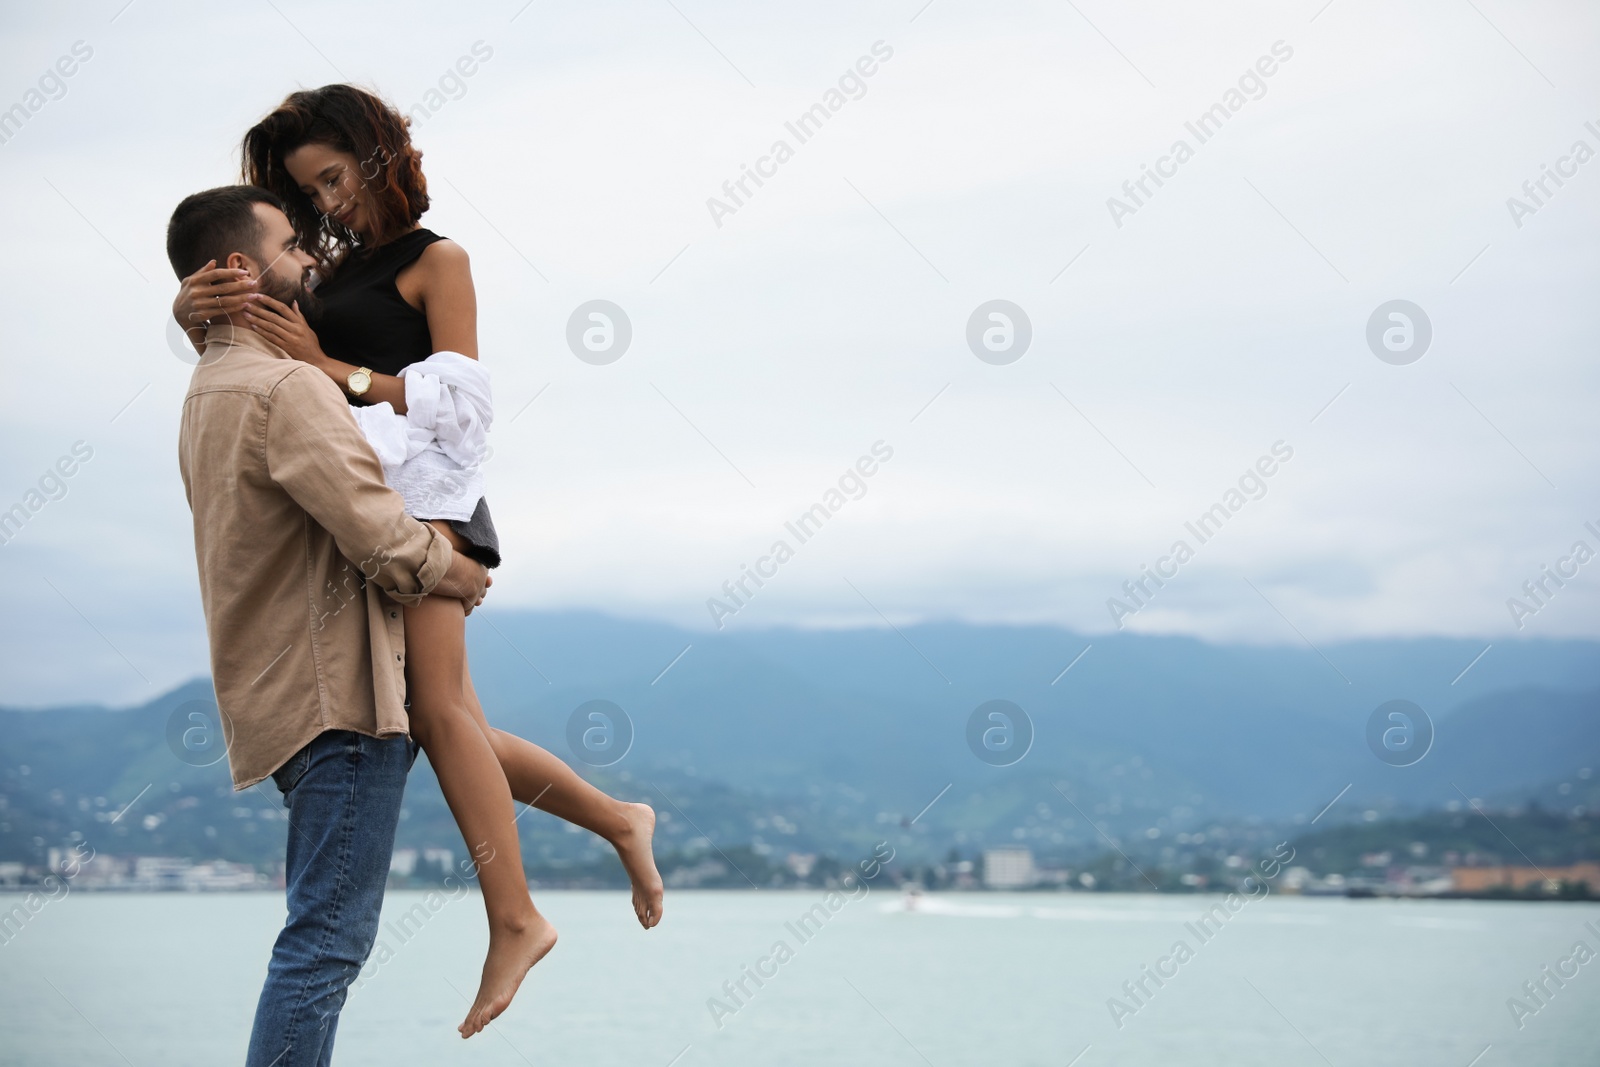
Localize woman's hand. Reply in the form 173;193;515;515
245;294;328;367
172;260;257;350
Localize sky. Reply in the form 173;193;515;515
0;0;1596;706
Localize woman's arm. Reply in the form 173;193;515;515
243;295;414;410
405;239;478;361
248;239;478;413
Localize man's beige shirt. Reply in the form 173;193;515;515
178;325;454;789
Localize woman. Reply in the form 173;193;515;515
172;84;663;1039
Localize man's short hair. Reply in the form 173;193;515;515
165;185;288;279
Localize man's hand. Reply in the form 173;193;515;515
465;574;492;616
434;551;489;615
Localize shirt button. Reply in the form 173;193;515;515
395;653;403;662
390;611;398;618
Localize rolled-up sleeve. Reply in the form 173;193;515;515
264;366;452;604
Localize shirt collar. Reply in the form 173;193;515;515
202;323;290;362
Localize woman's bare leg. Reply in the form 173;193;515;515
457;665;664;929
404;594;557;1038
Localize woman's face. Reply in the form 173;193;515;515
283;142;372;237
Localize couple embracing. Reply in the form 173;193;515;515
170;83;662;1064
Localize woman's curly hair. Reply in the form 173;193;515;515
241;84;427;274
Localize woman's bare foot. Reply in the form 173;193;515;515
459;911;558;1038
613;802;664;929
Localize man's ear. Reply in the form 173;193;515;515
224;251;256;275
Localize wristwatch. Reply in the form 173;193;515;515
346;367;373;397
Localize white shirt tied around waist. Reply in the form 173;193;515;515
347;351;492;522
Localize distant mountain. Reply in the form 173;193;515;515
1;613;1596;868
455;611;1599;816
1340;686;1600;811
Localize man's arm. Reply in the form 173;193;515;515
263;365;479;605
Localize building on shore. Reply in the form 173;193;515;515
1451;862;1600;893
982;848;1037;890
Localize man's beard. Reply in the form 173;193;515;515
256;266;319;314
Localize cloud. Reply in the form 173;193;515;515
0;0;1596;704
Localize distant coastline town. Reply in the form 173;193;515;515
5;841;1595;903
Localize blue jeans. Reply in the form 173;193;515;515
246;730;416;1067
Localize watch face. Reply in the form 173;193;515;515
349;369;371;394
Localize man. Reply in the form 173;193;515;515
168;185;488;1066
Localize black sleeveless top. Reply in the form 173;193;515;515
307;228;502;568
306;228;445;386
